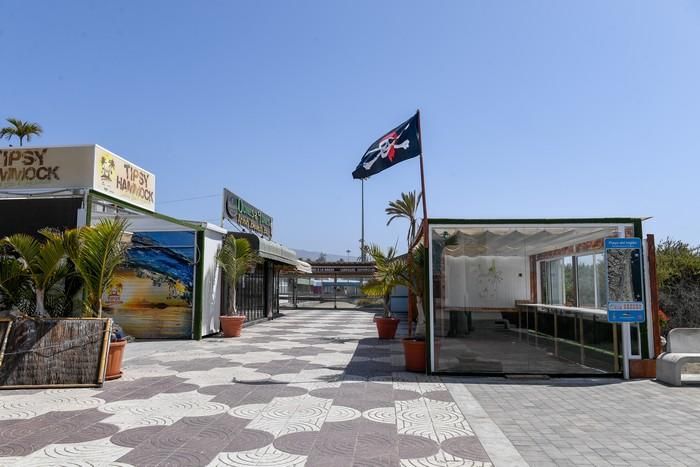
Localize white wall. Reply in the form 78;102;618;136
445;256;530;308
201;227;224;336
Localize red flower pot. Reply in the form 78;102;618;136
403;338;426;372
375;317;400;339
220;315;246;337
106;339;126;381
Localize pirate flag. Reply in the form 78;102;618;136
352;112;422;179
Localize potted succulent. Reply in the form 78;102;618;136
217;236;259;337
363;244;403;339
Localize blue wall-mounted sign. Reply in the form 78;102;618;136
605;237;645;323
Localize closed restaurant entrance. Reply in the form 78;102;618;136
427;219;655;376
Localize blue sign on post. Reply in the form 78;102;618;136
605;238;645;323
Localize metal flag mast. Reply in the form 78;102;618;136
361;179;366;262
407;109;429;337
417;109;429;245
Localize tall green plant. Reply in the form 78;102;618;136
1;231;71;317
0;255;34;313
0;118;43;146
68;218;129;317
217;236;259;316
362;244;406;318
386;191;422;248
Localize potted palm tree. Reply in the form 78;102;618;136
0;255;34;315
217;236;259;337
2;230;72;318
385;191;429;371
1;219;129;381
402;246;429;371
363;244;405;339
66;218;130;379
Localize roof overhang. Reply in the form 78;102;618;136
232;233;297;266
296;260;313;274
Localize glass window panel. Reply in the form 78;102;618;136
564;257;575;306
595;254;607;308
577;255;596;308
429;224;630;375
547;259;564;305
539;262;549;304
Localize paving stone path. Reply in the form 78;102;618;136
460;377;700;467
0;309;497;466
2;308;698;466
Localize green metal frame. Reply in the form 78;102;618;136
86;190;205;340
425;217;650;373
193;230;205;340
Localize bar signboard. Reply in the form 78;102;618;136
0;145;156;212
93;146;155;211
223;188;273;238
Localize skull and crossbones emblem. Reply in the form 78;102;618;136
362;125;411;170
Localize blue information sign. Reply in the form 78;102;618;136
605;237;645;323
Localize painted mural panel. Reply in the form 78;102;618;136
103;231;195;339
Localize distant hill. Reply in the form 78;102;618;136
293;248;357;262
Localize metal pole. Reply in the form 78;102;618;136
361;179;366;262
417;110;429;245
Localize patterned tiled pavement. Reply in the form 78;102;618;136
0;309;496;466
2;309;700;467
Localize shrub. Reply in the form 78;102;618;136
657;239;700;332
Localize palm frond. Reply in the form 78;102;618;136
385;191;423;246
0;255;33;311
0;118;43;145
217;236;260;287
2;234;41;280
73;218;129;315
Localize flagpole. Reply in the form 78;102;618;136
361;179;366;262
408;109;429;338
417;110;429;243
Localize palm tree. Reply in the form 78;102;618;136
0;255;34;313
362;244;407;318
1;231;71;317
386;191;423;248
0;118;43;147
217;236;259;315
67;218;129;317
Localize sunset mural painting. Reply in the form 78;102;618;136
103;231;195;339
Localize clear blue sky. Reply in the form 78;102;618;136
2;1;699;256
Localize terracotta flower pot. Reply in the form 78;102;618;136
106;339;126;381
220;315;246;337
403;338;426;373
375;316;400;339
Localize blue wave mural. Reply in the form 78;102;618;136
125;231;195;288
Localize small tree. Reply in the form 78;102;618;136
67;218;129;317
0;255;34;313
0;118;43;147
362;244;406;318
386;191;422;248
656;239;700;331
217;236;259;316
1;231;71;317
